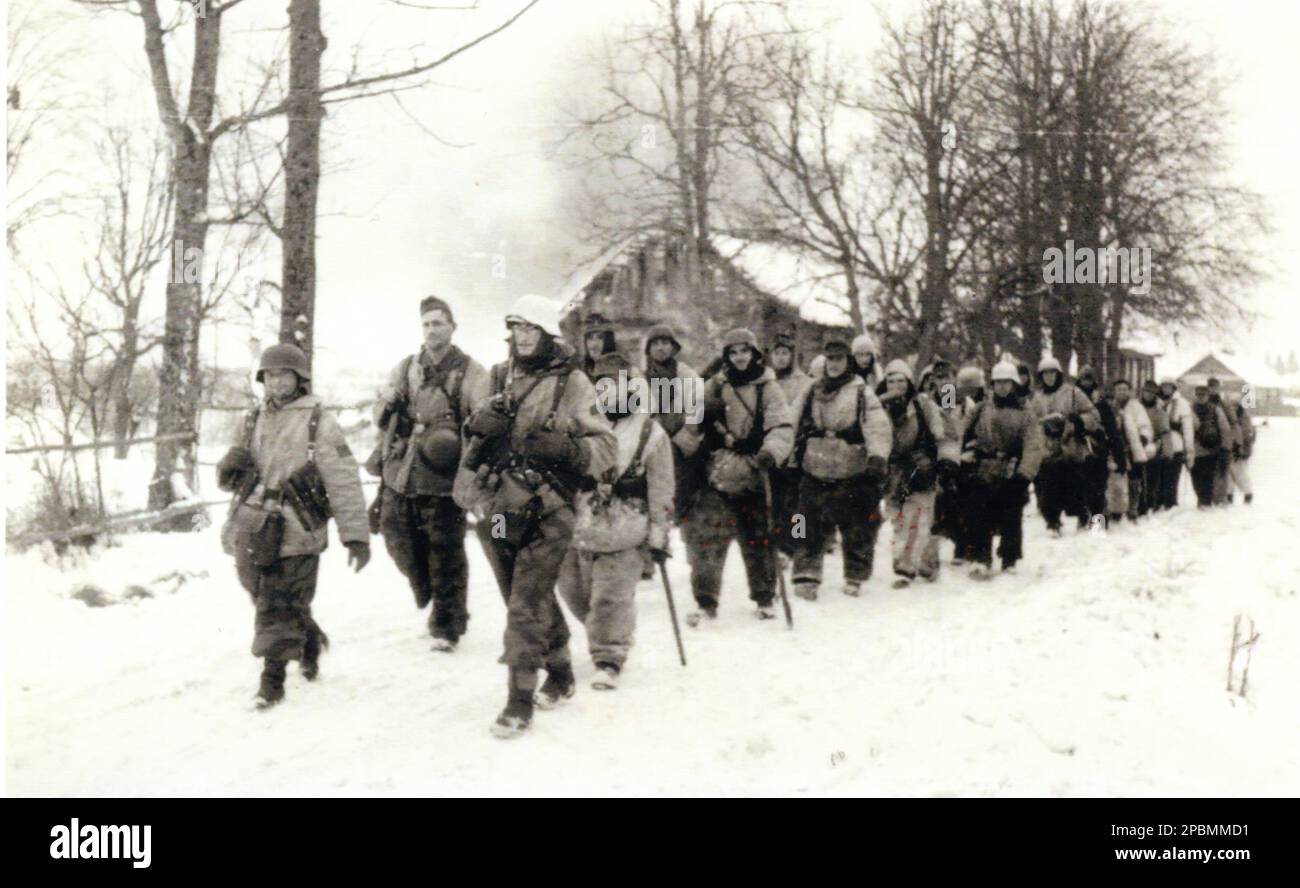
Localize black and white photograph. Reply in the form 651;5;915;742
3;0;1299;807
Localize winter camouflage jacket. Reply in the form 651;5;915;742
642;354;703;446
451;345;618;515
790;375;893;466
1190;401;1232;460
960;397;1046;481
224;393;369;557
374;344;490;497
1161;391;1196;466
1143;399;1172;457
678;366;793;467
1118;398;1156;465
577;409;675;551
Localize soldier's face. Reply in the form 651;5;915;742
885;375;909;398
585;332;607;357
727;344;753;371
1113;383;1131;404
993;380;1015;399
1041;370;1059;388
263;369;298;399
422;310;454;350
769;346;792;370
649;338;675;363
1160;383;1176;399
825;355;848;378
852;348;872;367
511;323;543;356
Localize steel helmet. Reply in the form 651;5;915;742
256;343;311;382
504;293;563;337
956;365;986;389
991;361;1019;383
1037;356;1062;374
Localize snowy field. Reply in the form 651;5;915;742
5;419;1299;797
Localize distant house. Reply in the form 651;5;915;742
556;231;854;373
1111;346;1159;389
1177;352;1290;415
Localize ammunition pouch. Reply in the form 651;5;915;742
284;462;332;533
473;468;545;549
225;506;285;567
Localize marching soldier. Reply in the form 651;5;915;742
217;343;370;709
767;330;812;563
452;294;617;738
677;328;793;624
877;358;958;586
369;295;489;651
961;361;1046;578
788;338;891;599
581;312;617;380
1030;356;1100;534
643;323;704;520
558;353;675;690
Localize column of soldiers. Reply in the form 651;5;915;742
217;294;1258;738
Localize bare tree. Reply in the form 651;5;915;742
82;126;174;457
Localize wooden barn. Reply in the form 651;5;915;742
1177;352;1290;415
556;231;854;373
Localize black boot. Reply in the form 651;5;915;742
301;628;328;682
535;663;576;710
256;658;287;710
1244;493;1253;505
492;670;536;739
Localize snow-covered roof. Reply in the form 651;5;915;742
1172;351;1292;389
555;233;644;320
710;235;853;327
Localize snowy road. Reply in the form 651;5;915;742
6;420;1299;796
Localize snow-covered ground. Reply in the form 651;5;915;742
5;420;1299;797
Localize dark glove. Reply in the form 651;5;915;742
1232;443;1242;459
367;492;382;535
649;546;670;565
865;455;887;485
346;540;371;573
1128;464;1143;480
1069;415;1086;438
937;459;959;492
216;446;254;492
754;450;777;471
522;428;580;467
465;406;511;440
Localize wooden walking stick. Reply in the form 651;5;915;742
657;560;688;666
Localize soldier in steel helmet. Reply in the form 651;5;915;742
216;343;370;708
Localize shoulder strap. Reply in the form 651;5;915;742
617;415;656;483
399;354;417;402
306;404;322;464
543;369;570;430
242;407;260;449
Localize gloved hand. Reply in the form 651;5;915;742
865;455;887;485
522;428;580;466
754;450;777;471
649;546;670;564
1070;414;1086;438
346;541;371;573
216;446;255;492
937;459;959;492
465;405;511;439
1128;465;1143;480
1232;443;1242;459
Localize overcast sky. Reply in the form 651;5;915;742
7;0;1300;385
